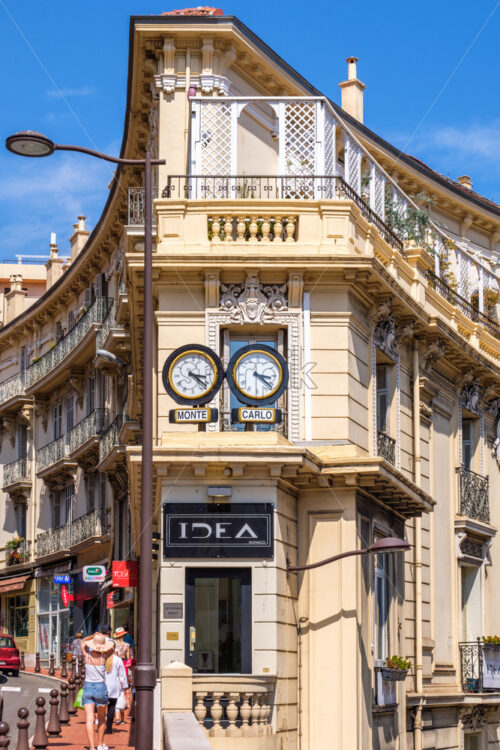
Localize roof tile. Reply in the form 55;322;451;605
160;7;224;15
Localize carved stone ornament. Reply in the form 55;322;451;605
371;298;397;358
35;398;49;433
492;418;500;467
0;417;16;448
219;273;288;324
69;372;84;409
18;405;33;432
460;380;482;415
396;319;415;346
459;705;491;730
421;338;446;371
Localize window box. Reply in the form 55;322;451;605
380;667;408;682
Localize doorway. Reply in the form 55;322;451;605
185;568;251;673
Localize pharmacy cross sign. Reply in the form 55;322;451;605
163;503;274;558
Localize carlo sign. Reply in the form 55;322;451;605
163;503;274;559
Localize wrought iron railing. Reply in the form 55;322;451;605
3;458;31;488
377;431;396;465
36;436;70;472
68;409;110;454
99;413;123;463
127;187;158;225
426;270;500;339
36;508;110;558
457;466;489;523
0;372;25;405
162;175;404;252
25;297;113;388
5;539;31;566
96;301;115;351
459;639;500;692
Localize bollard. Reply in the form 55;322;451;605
70;657;76;680
0;721;9;748
47;689;60;736
19;652;25;671
16;707;29;750
67;678;76;716
78;655;84;678
58;683;69;724
48;654;54;676
60;653;67;679
32;697;48;749
34;652;40;673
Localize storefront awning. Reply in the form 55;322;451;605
0;574;30;593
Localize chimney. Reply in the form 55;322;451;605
45;235;64;289
70;216;89;261
457;175;473;191
338;57;366;123
5;273;27;323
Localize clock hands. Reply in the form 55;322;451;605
188;371;208;388
253;370;273;389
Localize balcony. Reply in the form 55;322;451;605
457;466;489;524
426;270;500;340
68;409;110;466
377;431;396;466
192;675;275;736
36;436;76;484
127;187;157;226
99;413;124;466
96;301;130;356
460;640;500;693
2;458;32;498
4;539;31;567
35;508;110;560
0;372;28;412
25;297;113;392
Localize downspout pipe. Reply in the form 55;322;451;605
413;340;423;750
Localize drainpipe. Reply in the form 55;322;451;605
413;340;423;750
184;50;192;174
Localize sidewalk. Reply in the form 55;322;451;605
21;668;135;749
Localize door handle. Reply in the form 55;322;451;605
189;626;196;652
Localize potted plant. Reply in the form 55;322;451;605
381;655;411;681
6;537;24;566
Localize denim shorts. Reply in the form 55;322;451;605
82;681;108;706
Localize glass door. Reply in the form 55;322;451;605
185;569;251;673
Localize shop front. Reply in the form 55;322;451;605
35;563;73;666
0;574;36;658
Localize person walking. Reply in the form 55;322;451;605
70;631;83;672
104;645;128;737
114;627;134;710
81;632;114;750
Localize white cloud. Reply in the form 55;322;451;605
46;86;96;98
413;121;500;165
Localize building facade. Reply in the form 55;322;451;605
1;8;500;750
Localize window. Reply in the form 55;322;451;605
7;595;29;638
16;503;26;539
68;310;75;331
19;346;27;376
376;365;389;434
53;403;63;440
65;395;75;433
86;473;96;513
51;484;74;528
55;321;64;343
86;376;95;415
462;420;474;470
374;547;390;664
461;565;482;641
17;424;28;460
464;733;483;750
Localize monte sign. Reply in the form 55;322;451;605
163;503;274;558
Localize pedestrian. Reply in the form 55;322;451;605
81;632;114;750
70;630;84;674
114;627;135;710
122;624;135;658
104;644;128;735
100;624;115;645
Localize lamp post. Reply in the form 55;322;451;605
286;536;410;573
6;130;165;750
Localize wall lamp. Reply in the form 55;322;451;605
286;536;410;573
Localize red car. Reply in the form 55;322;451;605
0;634;20;677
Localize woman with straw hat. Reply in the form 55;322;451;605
82;632;114;750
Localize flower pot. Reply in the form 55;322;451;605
381;667;408;682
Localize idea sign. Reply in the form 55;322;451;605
83;565;106;583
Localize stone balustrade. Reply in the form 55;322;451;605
194;689;273;737
208;214;297;243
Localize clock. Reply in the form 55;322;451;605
163;344;224;406
226;344;288;407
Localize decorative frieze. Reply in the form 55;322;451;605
219;274;288;325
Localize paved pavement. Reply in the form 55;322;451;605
0;669;135;749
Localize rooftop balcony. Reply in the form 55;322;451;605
457;466;489;524
35;508;110;560
25;297;113;393
2;458;32;499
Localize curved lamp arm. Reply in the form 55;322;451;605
287;536;410;573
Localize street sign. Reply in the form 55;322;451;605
53;575;71;584
231;407;281;424
61;585;70;608
169;407;218;424
83;565;106;582
112;560;139;587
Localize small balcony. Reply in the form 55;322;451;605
377;431;396;466
4;539;31;568
35;508;110;560
99;413;124;466
457;466;489;524
0;372;27;412
460;639;500;693
68;409;110;465
127;187;158;226
2;458;32;498
36;436;76;484
96;301;130;356
25;297;113;392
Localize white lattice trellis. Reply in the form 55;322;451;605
284;101;316;176
370;164;385;220
200;100;232;175
324;112;336;177
457;249;470;300
345;135;362;195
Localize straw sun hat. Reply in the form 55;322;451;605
113;626;126;639
87;632;114;653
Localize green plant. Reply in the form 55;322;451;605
48;341;56;350
385;655;411;671
483;636;500;645
6;537;23;551
31;356;40;363
384;188;434;251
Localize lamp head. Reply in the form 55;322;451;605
368;536;410;554
6;131;55;157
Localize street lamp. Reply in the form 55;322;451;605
6;130;165;750
286;536;410;573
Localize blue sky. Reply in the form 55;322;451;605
0;0;499;260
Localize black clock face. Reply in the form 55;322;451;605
163;344;224;406
226;344;288;407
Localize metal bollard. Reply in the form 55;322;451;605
60;654;67;680
47;689;60;736
16;707;29;750
58;682;69;724
70;657;76;680
32;697;48;749
48;654;54;676
34;652;40;673
19;652;25;671
78;655;84;678
67;677;76;716
0;721;9;748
